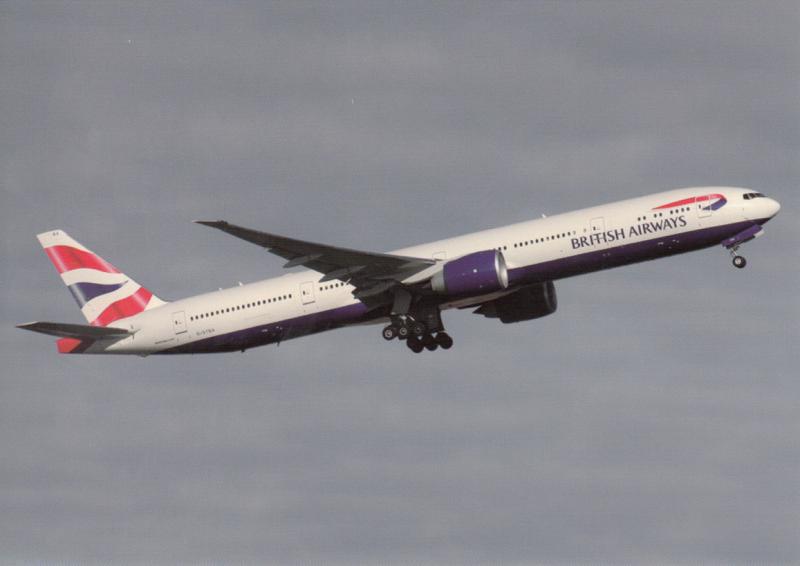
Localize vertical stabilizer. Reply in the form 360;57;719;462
36;230;166;326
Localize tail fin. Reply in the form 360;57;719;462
37;230;166;326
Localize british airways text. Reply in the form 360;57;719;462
571;216;688;250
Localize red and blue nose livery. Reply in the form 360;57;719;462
653;193;727;212
37;230;164;328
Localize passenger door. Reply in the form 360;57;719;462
300;281;316;305
697;195;713;219
172;311;187;335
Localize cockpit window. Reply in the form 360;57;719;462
743;192;766;200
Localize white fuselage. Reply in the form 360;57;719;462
92;187;779;355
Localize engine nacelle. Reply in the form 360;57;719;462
431;250;509;297
474;281;557;323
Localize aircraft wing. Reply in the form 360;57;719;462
17;321;132;339
195;220;435;298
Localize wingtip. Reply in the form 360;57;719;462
193;220;228;227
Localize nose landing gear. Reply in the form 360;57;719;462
728;245;747;269
722;224;765;269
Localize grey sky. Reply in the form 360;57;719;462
1;2;798;563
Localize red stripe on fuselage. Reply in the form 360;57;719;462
44;246;120;274
91;287;152;327
653;193;724;210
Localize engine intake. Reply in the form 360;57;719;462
432;250;508;296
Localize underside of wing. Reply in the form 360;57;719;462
195;220;435;299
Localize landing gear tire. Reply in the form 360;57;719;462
382;325;398;341
423;334;438;351
397;324;410;340
406;335;424;353
409;321;427;337
732;255;746;269
435;332;453;350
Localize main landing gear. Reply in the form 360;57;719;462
382;316;453;353
384;291;452;353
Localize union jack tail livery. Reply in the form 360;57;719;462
36;230;166;327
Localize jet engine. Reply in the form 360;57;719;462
474;281;557;323
431;250;509;297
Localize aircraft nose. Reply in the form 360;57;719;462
766;197;781;217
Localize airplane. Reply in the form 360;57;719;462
18;186;780;355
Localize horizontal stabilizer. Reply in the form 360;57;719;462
16;321;132;339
